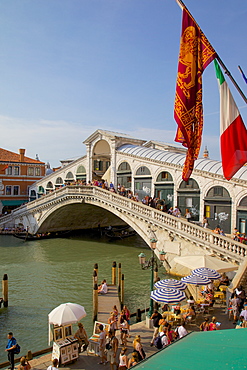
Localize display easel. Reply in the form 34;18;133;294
52;324;79;365
88;321;110;355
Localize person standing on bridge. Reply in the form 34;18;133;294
98;324;107;365
106;330;118;370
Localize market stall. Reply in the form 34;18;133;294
48;302;87;365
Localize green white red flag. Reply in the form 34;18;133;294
214;59;247;180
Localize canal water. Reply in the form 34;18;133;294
0;232;168;363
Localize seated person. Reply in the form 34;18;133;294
183;306;195;322
74;323;88;352
98;279;108;294
173;304;181;315
187;296;195;307
220;273;230;286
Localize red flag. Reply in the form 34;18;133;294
174;9;216;181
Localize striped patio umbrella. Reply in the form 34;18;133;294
181;275;211;285
154;278;187;291
150;287;186;303
192;267;221;280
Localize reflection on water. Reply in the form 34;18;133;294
0;233;168;363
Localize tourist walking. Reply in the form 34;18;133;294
150;309;162;346
118;347;128;370
5;332;17;370
200;318;210;331
106;330;118;370
47;359;59;370
176;321;188;338
17;357;31;370
230;294;240;323
209;316;219;330
133;335;145;362
185;209;191;221
98;324;107;365
119;314;128;346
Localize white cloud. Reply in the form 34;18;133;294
0;115;221;169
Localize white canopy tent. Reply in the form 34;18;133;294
173;255;237;273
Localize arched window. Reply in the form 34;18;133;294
204;186;231;234
37;186;45;198
206;186;230;199
65;172;74;181
46;181;53;189
156;171;173;182
56;177;63;184
117;162;132;189
135;166;151;176
76;165;86;174
118;162;131;172
179;178;199;190
177;178;200;221
30;190;37;201
76;165;86;180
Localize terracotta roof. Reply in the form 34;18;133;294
0;148;45;164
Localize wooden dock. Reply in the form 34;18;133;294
97;284;121;323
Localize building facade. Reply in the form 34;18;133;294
0;148;45;214
28;129;247;235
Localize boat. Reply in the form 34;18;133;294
105;229;136;240
13;231;70;241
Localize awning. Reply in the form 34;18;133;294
1;200;28;206
133;329;247;370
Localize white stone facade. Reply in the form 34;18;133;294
29;129;247;235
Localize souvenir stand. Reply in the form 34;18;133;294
88;321;110;355
51;324;79;365
48;303;87;365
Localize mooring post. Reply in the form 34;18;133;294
136;308;141;323
120;274;124;309
118;263;121;294
93;283;98;322
112;261;117;285
93;269;98;288
2;274;8;308
94;263;98;276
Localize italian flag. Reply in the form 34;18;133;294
214;59;247;180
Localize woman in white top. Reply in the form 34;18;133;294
119;315;128;346
118;347;128;370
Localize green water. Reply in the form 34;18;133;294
0;233;168;363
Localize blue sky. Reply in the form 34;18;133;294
0;0;247;167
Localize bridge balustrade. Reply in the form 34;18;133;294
0;185;246;263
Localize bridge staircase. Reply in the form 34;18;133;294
0;185;247;277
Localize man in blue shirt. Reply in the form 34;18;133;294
5;332;17;370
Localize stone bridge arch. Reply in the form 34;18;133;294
35;196;152;245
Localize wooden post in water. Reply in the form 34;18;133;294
2;274;8;307
118;263;121;295
112;261;117;285
136;308;141;323
94;263;98;276
93;270;98;287
120;274;124;309
93;283;98;322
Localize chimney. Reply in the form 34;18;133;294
19;148;25;162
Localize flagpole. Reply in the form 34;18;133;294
175;0;247;105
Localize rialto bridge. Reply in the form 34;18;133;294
1;129;247;284
27;129;247;236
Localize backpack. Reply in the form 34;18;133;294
14;343;20;354
154;334;164;350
